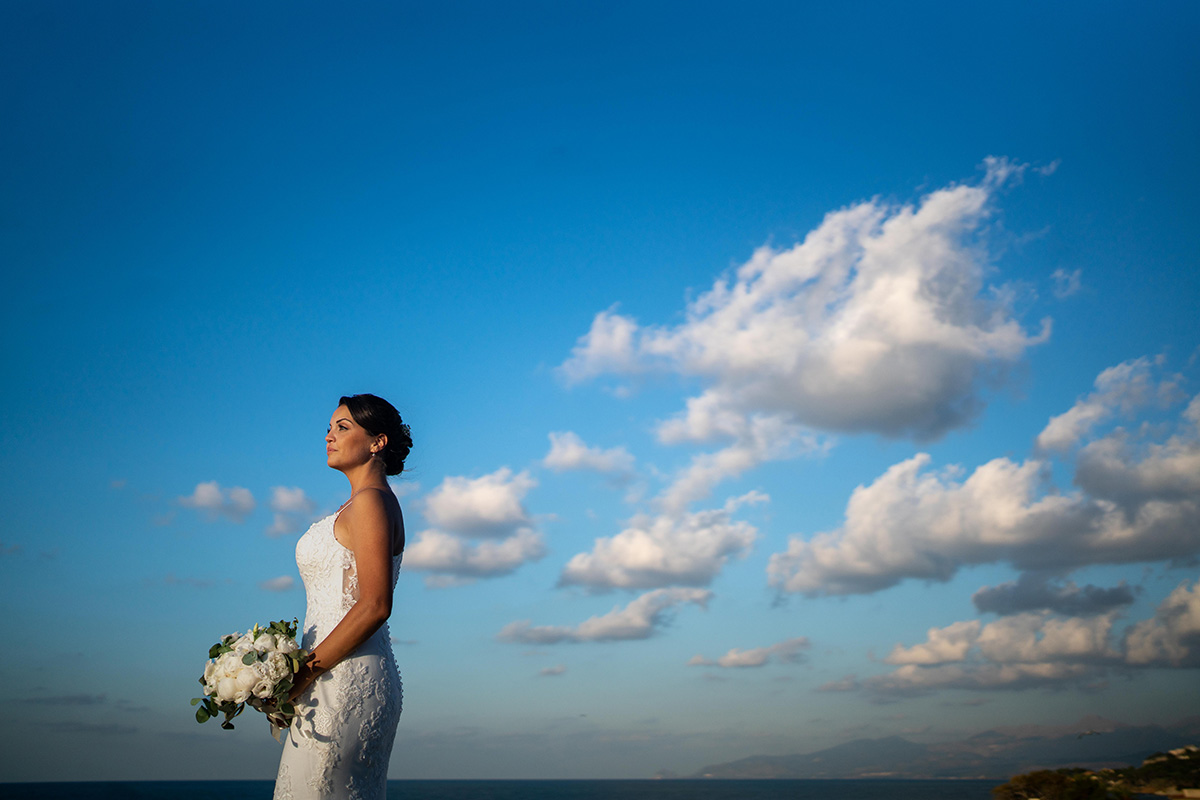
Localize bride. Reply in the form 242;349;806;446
274;394;410;800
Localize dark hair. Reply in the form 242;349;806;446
339;394;413;477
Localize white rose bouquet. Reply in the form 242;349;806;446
191;618;309;740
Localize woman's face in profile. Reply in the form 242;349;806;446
325;405;375;470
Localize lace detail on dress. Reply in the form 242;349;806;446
273;508;403;800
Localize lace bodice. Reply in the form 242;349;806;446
294;510;403;650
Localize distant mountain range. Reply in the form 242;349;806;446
688;715;1200;780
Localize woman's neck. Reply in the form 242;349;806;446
341;462;388;497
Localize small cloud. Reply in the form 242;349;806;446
405;527;546;587
543;431;635;483
498;588;712;644
1051;268;1082;299
391;481;422;498
265;487;318;537
259;575;295;592
689;637;811;668
539;665;567;677
269;486;316;514
180;481;255;523
1037;159;1061;176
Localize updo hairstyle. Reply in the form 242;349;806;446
339;394;413;477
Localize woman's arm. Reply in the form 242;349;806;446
289;488;396;700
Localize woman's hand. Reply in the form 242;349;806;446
287;660;320;704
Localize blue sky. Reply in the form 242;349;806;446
2;0;1199;782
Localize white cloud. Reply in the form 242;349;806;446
179;481;255;522
559;306;643;384
1075;426;1200;511
270;486;316;513
403;527;546;588
655;411;822;512
885;621;981;665
264;486;318;537
860;580;1200;696
689;636;810;668
768;382;1200;597
497;588;712;644
974;612;1120;664
543;432;635;480
559;492;765;590
561;159;1049;442
1050;268;1082;299
1123;578;1200;667
423;468;537;538
1036;356;1169;452
259;575;295;592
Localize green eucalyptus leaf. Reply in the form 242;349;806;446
221;721;234;730
209;644;222;659
281;702;295;715
190;697;201;706
242;652;256;665
196;706;210;723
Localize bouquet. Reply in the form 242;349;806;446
192;618;309;740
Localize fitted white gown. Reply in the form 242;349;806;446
273;505;403;800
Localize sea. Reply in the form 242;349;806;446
0;779;1004;799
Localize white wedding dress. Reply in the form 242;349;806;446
273;504;403;800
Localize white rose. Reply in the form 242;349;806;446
276;637;298;655
235;667;260;694
253;677;274;699
233;688;251;704
204;660;218;684
216;677;238;702
254;633;276;651
264;652;290;682
218;652;244;677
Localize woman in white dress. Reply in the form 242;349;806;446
273;394;409;800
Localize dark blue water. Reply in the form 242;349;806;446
0;779;1003;799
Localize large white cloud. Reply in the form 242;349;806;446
688;636;810;668
561;158;1049;442
497;588;712;644
405;468;546;586
860;581;1200;696
559;492;765;590
422;468;537;538
768;376;1200;597
179;481;255;523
